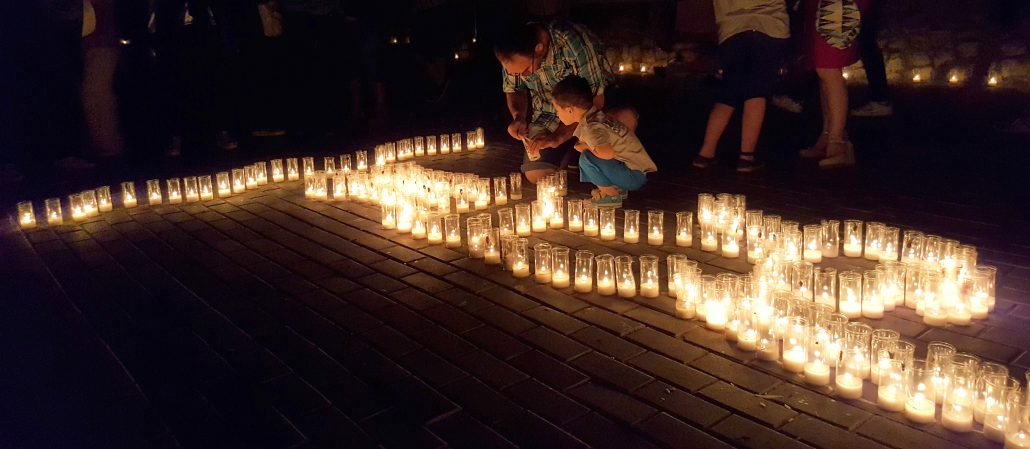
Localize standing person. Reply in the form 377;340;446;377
493;20;615;184
692;0;790;172
797;0;869;167
81;0;125;159
849;0;891;116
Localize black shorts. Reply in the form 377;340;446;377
717;31;788;108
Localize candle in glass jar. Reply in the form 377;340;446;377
618;280;636;298
804;248;822;263
877;384;905;412
701;235;718;252
485;248;501;265
428;229;443;244
722;239;739;258
803;360;831;386
122;192;137;208
1006;431;1030;448
844;237;862;257
552;271;570;288
835;373;864;399
445;233;461;248
597;277;616;296
904;394;936;423
516;223;531;237
941;402;973;432
640;281;659;298
782;346;806;373
648;230;663;246
600;224;616;241
676;231;691;247
532;216;547;233
624;228;639;244
575;274;592;293
512;261;530;278
737;330;758;351
923;309;948;327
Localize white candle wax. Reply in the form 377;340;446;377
272;173;284;183
516;224;531;237
904;395;936;423
549;217;564;229
474;199;488;209
495;195;507;206
782;347;806;373
675;302;696;320
757;339;779;361
568;219;583;232
47;212;62;225
722;241;739;258
412;226;427;239
618;281;636;298
512;262;530;278
484;250;501;265
123;195;137;208
640;282;659;298
941;405;973;432
878;385;906;412
864;246;880;260
971;301;989;320
840;300;862;319
600;227;616;241
705;309;727;331
532;220;547;233
648;232;663;246
1007;431;1030;449
737;330;758;351
948;308;971;326
535;270;552;284
456;202;470;213
444;235;461;248
835;373;864;399
984;415;1007;442
923;310;949;327
584;223;599;236
574;275;592;293
597;278;616;296
803;249;823;263
862;301;884;319
843;242;862;257
803;361;831;386
701;237;718;252
427;231;443;244
623;231;639;244
552;272;570;288
168;193;181;204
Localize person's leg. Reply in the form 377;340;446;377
699;33;748;161
580;151;647;192
698;104;735;158
578;151;614;188
81;45;124;158
816;68;848;148
740;98;766;154
858;0;888;103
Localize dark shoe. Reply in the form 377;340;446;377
736;157;765;172
692;155;715;168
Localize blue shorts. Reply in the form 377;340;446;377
578;151;647;191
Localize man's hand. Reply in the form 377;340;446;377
507;118;528;140
574;141;589;152
527;131;561;155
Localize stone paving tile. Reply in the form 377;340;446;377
636;413;735;449
566;412;662;449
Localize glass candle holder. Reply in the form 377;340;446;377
901;230;924;264
380;204;396;230
549;246;570;288
282;157;298;180
385;142;396;163
744;224;764;264
697;193;714;226
594;254;616;296
493;176;508;206
927;341;957;404
338;154;352;175
637;255;660;298
623;209;640;243
941;360;977;432
333;173;347;200
667;254;691;298
312;171;328;200
455;187;471;213
802;224;823;263
573;250;594;293
413;136;424;157
876;359;907;411
482;228;501;264
396;201;413;233
116;181;136;209
43;197;62;225
323;156;336;177
780;229;801;261
213;171;230;198
549;197;564;229
354;151;368;172
427;213;443;244
509;172;522;200
863;222;884;260
817;220;838;258
411;209;428;240
615;256;636;298
675;265;701;320
838;271;862;319
813;267;837;307
533;242;552;283
475;127;485;148
805;313;846;386
583;204;599;236
515;204;532;236
467;218;485;258
700;220;718;252
876;261;904;310
880;226;900;261
269;159;285;182
975;364;1012;424
703;281;729;332
443;213;461;248
508;238;530;277
922;271;949;327
94;185;112;212
791;261;814;300
302;157;315;178
438;134;451;154
902;359;937;423
836;324;871;399
778;316;808;374
645;210;664;245
425;135;437;156
166;178;182;204
78;190;97;218
565;199;583;232
982;376;1021;441
841;220;863;257
675;211;693;247
183;176;199;202
869;329;900;384
718;229;739;258
231;168;246;193
146;179;162;205
68;193;86;221
449;132;461;152
466;131;476;151
862;270;884;319
496;207;514;237
599;207;617;241
17;201;36;229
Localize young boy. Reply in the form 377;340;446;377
551;75;656;207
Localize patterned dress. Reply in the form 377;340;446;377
803;0;870;69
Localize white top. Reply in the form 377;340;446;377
574;109;657;174
713;0;790;43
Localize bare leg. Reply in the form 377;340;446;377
816;68;849;155
698;103;735;158
524;168;555;184
740;98;766;155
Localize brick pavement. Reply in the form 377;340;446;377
4;141;1029;449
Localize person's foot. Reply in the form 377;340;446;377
165;136;182;157
850;101;893;117
736;155;765;172
54;156;97;172
592;195;622;207
251;129;287;137
216;131;239;151
799;132;829;158
692;155;715;169
819;140;855;168
772;95;804;113
591;188;629;200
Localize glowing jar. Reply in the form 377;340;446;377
551;246;570;288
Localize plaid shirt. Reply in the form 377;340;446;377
502;21;614;128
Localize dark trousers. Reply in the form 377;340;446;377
858;0;889;102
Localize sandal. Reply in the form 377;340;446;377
692;155;715;168
799;132;830;158
818;140;855;168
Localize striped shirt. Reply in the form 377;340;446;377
502;21;614;128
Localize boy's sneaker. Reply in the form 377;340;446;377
736;157;765;172
850;101;893;117
592;195;622;207
692;155;715;169
772;95;803;113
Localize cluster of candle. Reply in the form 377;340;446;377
903;67;1003;87
371;128;485;166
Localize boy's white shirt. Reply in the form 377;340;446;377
573;108;658;173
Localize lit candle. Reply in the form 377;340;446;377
803;360;831;386
535;267;552;284
623;228;639;244
445;232;461;249
923;309;949;327
722;239;739;258
532;216;547;233
676;231;691;247
512;261;530;278
701;235;718;252
941;401;973;432
983;414;1007;442
639;281;659;298
1007;432;1030;448
878;385;905;412
803;248;822;263
412;223;427;240
428;228;443;244
844;238;862;257
549;213;564;229
123;192;137;208
904;394;936;423
840;292;862;319
19;211;36;229
575;274;592;293
495;192;507;206
648;231;663;246
948;306;971;326
600;224;616;241
835;373;864;399
552;271;570;288
218;181;231;197
862;298;884;319
737;330;758;351
618;279;636;298
782;346;806;373
705;304;727;331
597;277;616;296
516;223;531;237
584;221;598;236
757;338;779;361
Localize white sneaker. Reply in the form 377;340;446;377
851;101;893;117
772;95;803;113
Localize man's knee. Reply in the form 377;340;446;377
523;168;554;184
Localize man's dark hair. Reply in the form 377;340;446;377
552;75;593;110
493;22;538;59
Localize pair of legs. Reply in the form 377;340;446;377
697;99;767;159
521;107;638;184
806;68;850;157
578;151;647;197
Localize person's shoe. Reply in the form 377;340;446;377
736;156;765;172
251;129;287;137
592;195;622;207
216;130;239;151
54;156;97;172
819;140;856;168
692;155;715;169
772;95;804;113
850;101;893;117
